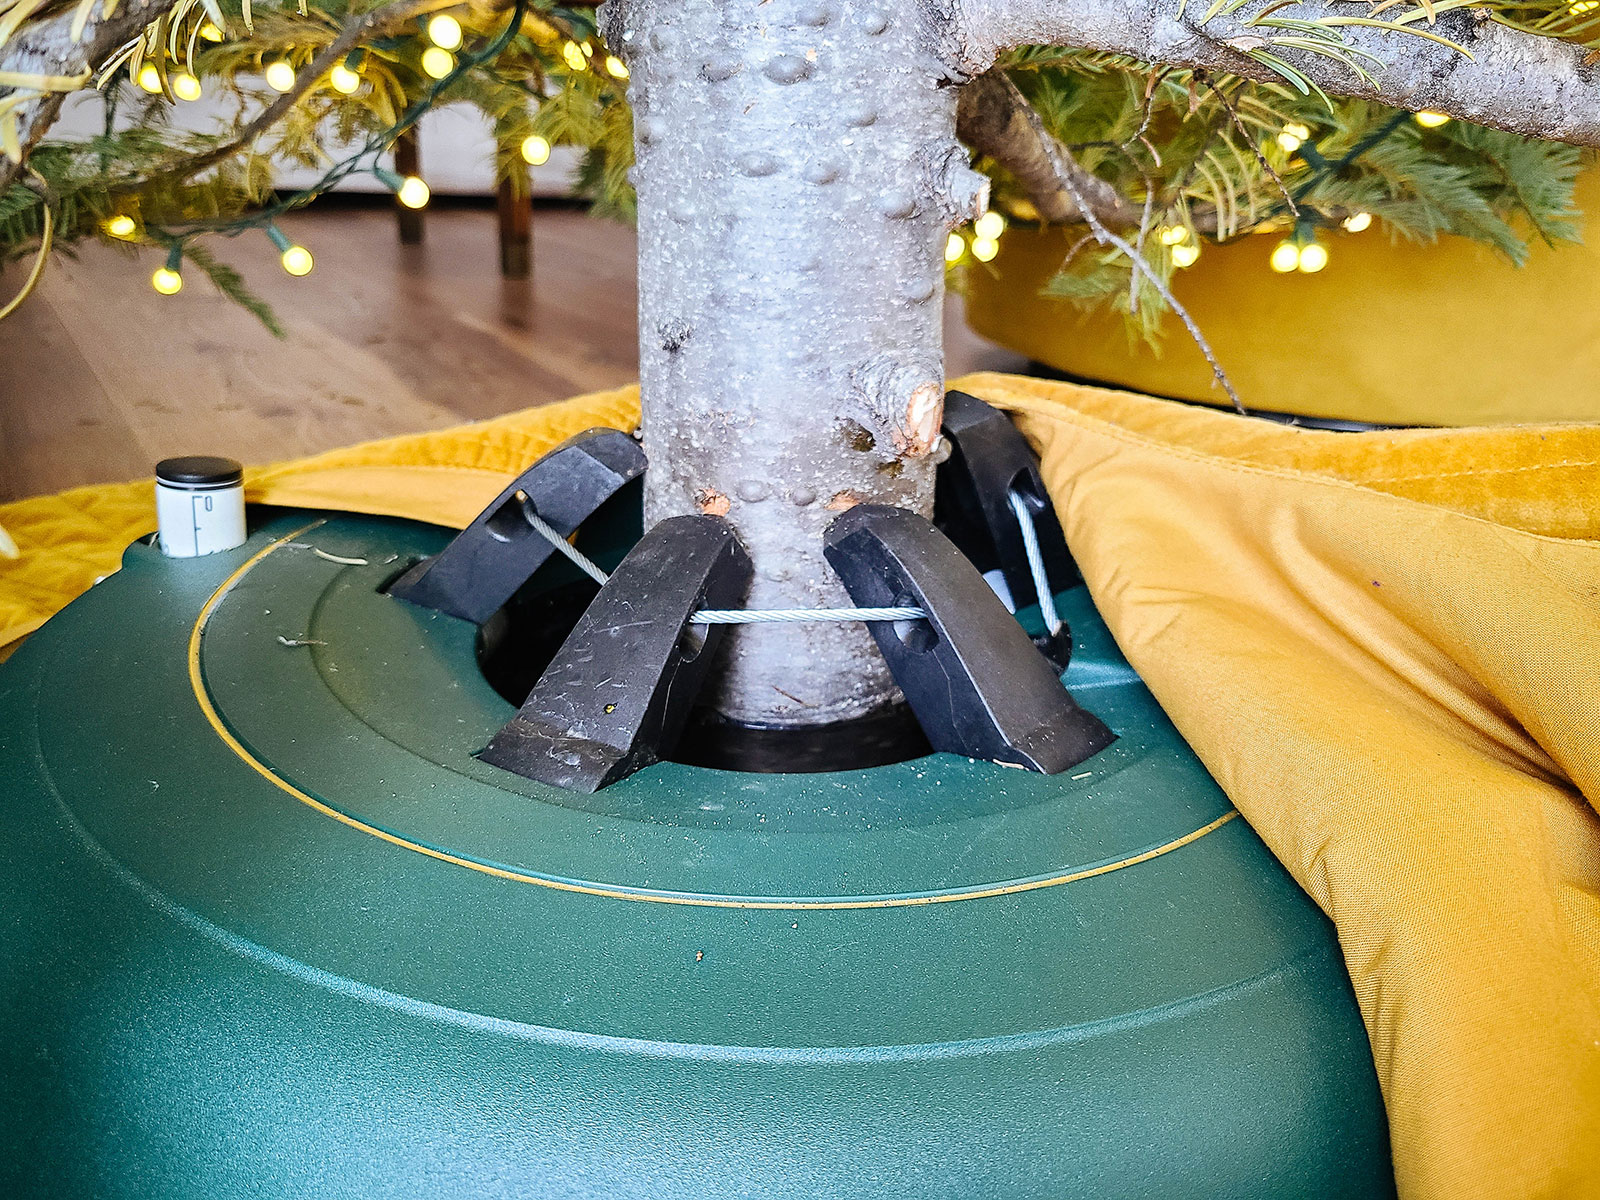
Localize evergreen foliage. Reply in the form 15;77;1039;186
0;0;1591;339
0;0;627;326
991;49;1585;344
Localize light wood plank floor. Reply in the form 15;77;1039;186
0;200;1026;501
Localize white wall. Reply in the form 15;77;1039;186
51;85;583;196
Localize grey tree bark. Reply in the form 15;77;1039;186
600;0;988;727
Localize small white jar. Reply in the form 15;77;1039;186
154;456;247;558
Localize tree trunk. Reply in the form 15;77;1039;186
601;0;987;727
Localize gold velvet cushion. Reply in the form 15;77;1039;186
965;172;1600;428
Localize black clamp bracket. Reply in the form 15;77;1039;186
479;515;752;792
825;505;1113;775
388;428;646;624
935;389;1075;666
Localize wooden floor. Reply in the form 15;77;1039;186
0;200;1026;501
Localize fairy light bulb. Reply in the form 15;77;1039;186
398;175;430;209
104;214;137;239
970;236;999;263
1276;122;1310;153
265;60;296;92
266;225;313;276
520;134;551;166
582;42;594;57
171;72;202;102
375;167;431;209
198;21;225;42
421;46;454;79
1414;110;1450;129
426;14;463;50
605;55;629;79
151;246;185;296
1171;242;1200;268
330;63;361;94
1159;225;1189;246
1297;242;1329;273
973;210;1006;240
944;232;966;263
1269;240;1301;273
1342;211;1372;233
136;63;162;93
562;41;587;70
1572;1;1598;12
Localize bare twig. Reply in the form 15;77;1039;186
1201;70;1298;218
1059;230;1095;269
1002;72;1241;411
1083;195;1244;412
1130;168;1155;314
1123;66;1172;152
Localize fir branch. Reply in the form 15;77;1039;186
0;0;191;192
182;239;285;335
129;0;471;189
993;69;1244;409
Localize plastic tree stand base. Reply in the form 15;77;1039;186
0;512;1394;1200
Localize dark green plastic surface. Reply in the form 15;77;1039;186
0;512;1392;1198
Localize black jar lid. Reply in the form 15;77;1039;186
155;456;244;489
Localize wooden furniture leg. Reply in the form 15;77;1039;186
394;131;424;245
497;176;532;280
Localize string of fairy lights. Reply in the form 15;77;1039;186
1258;108;1425;275
101;0;569;295
947;106;1452;278
99;1;1452;300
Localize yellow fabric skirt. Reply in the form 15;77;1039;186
2;378;1597;1197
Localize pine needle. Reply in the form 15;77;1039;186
182;242;285;336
